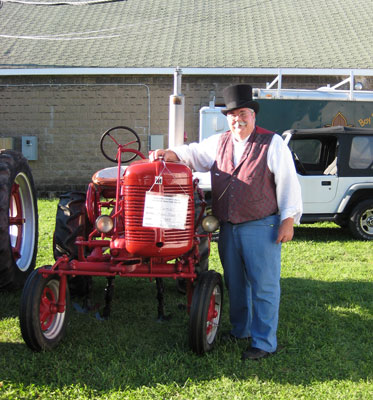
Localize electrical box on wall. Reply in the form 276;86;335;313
22;136;38;160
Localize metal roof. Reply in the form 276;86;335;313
1;0;373;71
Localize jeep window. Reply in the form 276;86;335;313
349;136;373;169
289;139;321;164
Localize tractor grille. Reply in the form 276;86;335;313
124;184;194;256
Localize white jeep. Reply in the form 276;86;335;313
283;126;373;240
194;125;373;240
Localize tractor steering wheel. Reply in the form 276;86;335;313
100;126;142;163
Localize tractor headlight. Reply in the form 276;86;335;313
96;215;114;233
201;215;220;232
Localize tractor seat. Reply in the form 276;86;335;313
92;166;127;187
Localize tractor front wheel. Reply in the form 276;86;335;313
189;270;223;354
20;267;70;351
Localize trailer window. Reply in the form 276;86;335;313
349;136;373;169
289;139;321;164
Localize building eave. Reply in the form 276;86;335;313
1;67;373;77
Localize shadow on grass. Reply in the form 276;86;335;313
294;224;352;242
0;287;23;319
0;275;372;393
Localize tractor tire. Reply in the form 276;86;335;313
53;191;90;259
196;236;209;274
0;150;38;290
194;191;210;275
53;192;92;296
189;270;223;355
20;266;70;351
348;199;373;240
176;192;210;294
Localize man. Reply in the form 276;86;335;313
151;84;302;360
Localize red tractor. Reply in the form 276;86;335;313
19;126;223;355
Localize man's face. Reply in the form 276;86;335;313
226;107;256;140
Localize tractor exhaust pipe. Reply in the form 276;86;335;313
168;67;185;148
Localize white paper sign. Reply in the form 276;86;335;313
142;192;189;230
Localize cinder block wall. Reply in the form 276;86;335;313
0;74;369;194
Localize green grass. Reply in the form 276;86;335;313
0;199;372;399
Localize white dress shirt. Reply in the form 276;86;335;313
172;131;303;224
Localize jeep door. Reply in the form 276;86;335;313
283;131;340;214
297;174;339;214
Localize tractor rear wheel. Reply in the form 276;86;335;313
20;266;70;351
53;191;90;259
194;189;210;274
53;192;92;296
0;150;38;290
176;192;210;294
189;270;223;354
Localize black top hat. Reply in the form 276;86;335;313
221;84;259;115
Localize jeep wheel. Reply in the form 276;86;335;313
0;150;38;290
348;199;373;240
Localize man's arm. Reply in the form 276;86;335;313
276;217;294;244
149;149;180;162
268;135;303;226
149;134;220;171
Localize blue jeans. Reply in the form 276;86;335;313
218;215;281;352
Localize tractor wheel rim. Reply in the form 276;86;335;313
206;285;222;344
39;280;66;339
9;172;37;271
40;286;56;331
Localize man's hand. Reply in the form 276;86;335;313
276;217;294;244
149;149;180;162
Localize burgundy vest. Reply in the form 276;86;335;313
211;127;278;223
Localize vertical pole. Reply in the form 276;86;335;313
57;274;67;313
349;71;354;100
277;68;282;98
168;67;185;148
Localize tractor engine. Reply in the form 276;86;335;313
111;159;195;258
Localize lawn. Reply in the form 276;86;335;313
0;198;372;399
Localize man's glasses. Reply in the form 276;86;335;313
226;109;254;119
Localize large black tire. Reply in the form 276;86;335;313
20;266;70;351
53;192;90;259
348;199;373;240
53;192;92;296
194;191;210;275
176;192;210;294
189;270;223;355
0;150;38;290
196;236;209;274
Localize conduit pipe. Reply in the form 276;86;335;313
0;82;151;151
